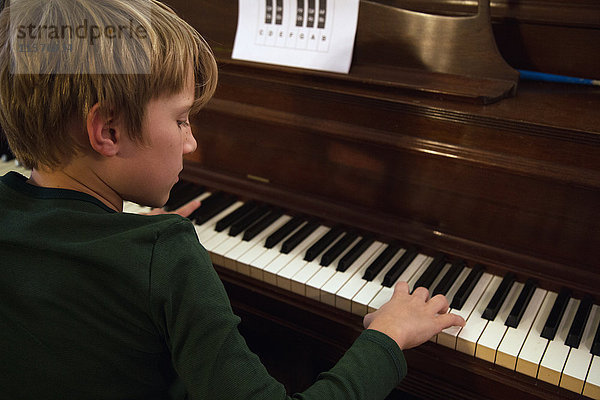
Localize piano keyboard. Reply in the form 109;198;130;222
2;157;599;400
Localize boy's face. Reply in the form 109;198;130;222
117;73;197;208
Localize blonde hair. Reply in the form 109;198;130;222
0;0;217;169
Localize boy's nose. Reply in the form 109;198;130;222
183;129;197;154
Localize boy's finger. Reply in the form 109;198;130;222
437;312;466;330
393;281;410;295
363;312;374;329
171;199;201;217
411;286;430;301
427;294;450;314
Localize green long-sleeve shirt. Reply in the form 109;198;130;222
0;171;407;400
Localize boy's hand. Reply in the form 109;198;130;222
146;199;201;218
363;281;465;350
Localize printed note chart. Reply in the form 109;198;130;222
232;0;360;74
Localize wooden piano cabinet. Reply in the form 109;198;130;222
185;73;600;297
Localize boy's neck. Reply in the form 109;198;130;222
28;165;123;212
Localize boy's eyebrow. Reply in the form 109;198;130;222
175;101;195;113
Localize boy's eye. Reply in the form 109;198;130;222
177;120;190;129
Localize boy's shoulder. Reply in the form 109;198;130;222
0;171;200;248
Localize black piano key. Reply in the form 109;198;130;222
280;219;320;254
320;231;358;266
432;259;465;297
337;236;374;272
412;253;446;292
382;247;418;288
164;181;205;211
362;242;401;282
304;226;344;262
591;317;600;356
541;288;572;340
189;191;226;221
450;264;484;310
505;278;537;328
482;272;516;321
565;294;594;348
264;216;305;249
229;204;271;237
192;193;236;225
163;180;191;210
242;208;284;242
214;201;257;233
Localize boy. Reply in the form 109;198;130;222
0;1;464;399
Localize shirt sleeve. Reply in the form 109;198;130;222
148;218;407;400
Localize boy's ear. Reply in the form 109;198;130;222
86;103;120;157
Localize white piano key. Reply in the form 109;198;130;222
289;259;319;295
583;355;600;400
216;214;289;272
275;225;331;291
538;297;580;386
246;221;310;282
496;288;547;370
335;243;388;313
242;219;305;280
290;230;345;295
245;248;277;280
320;241;384;307
305;236;363;301
262;226;328;287
515;291;557;378
475;281;523;363
210;233;245;270
438;270;493;350
367;253;430;312
456;275;502;356
351;249;410;316
561;304;600;394
232;215;291;275
246;238;291;281
194;201;244;245
202;221;240;254
122;201;151;214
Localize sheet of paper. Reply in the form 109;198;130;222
232;0;360;74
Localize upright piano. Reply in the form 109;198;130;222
156;0;600;399
6;0;599;399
